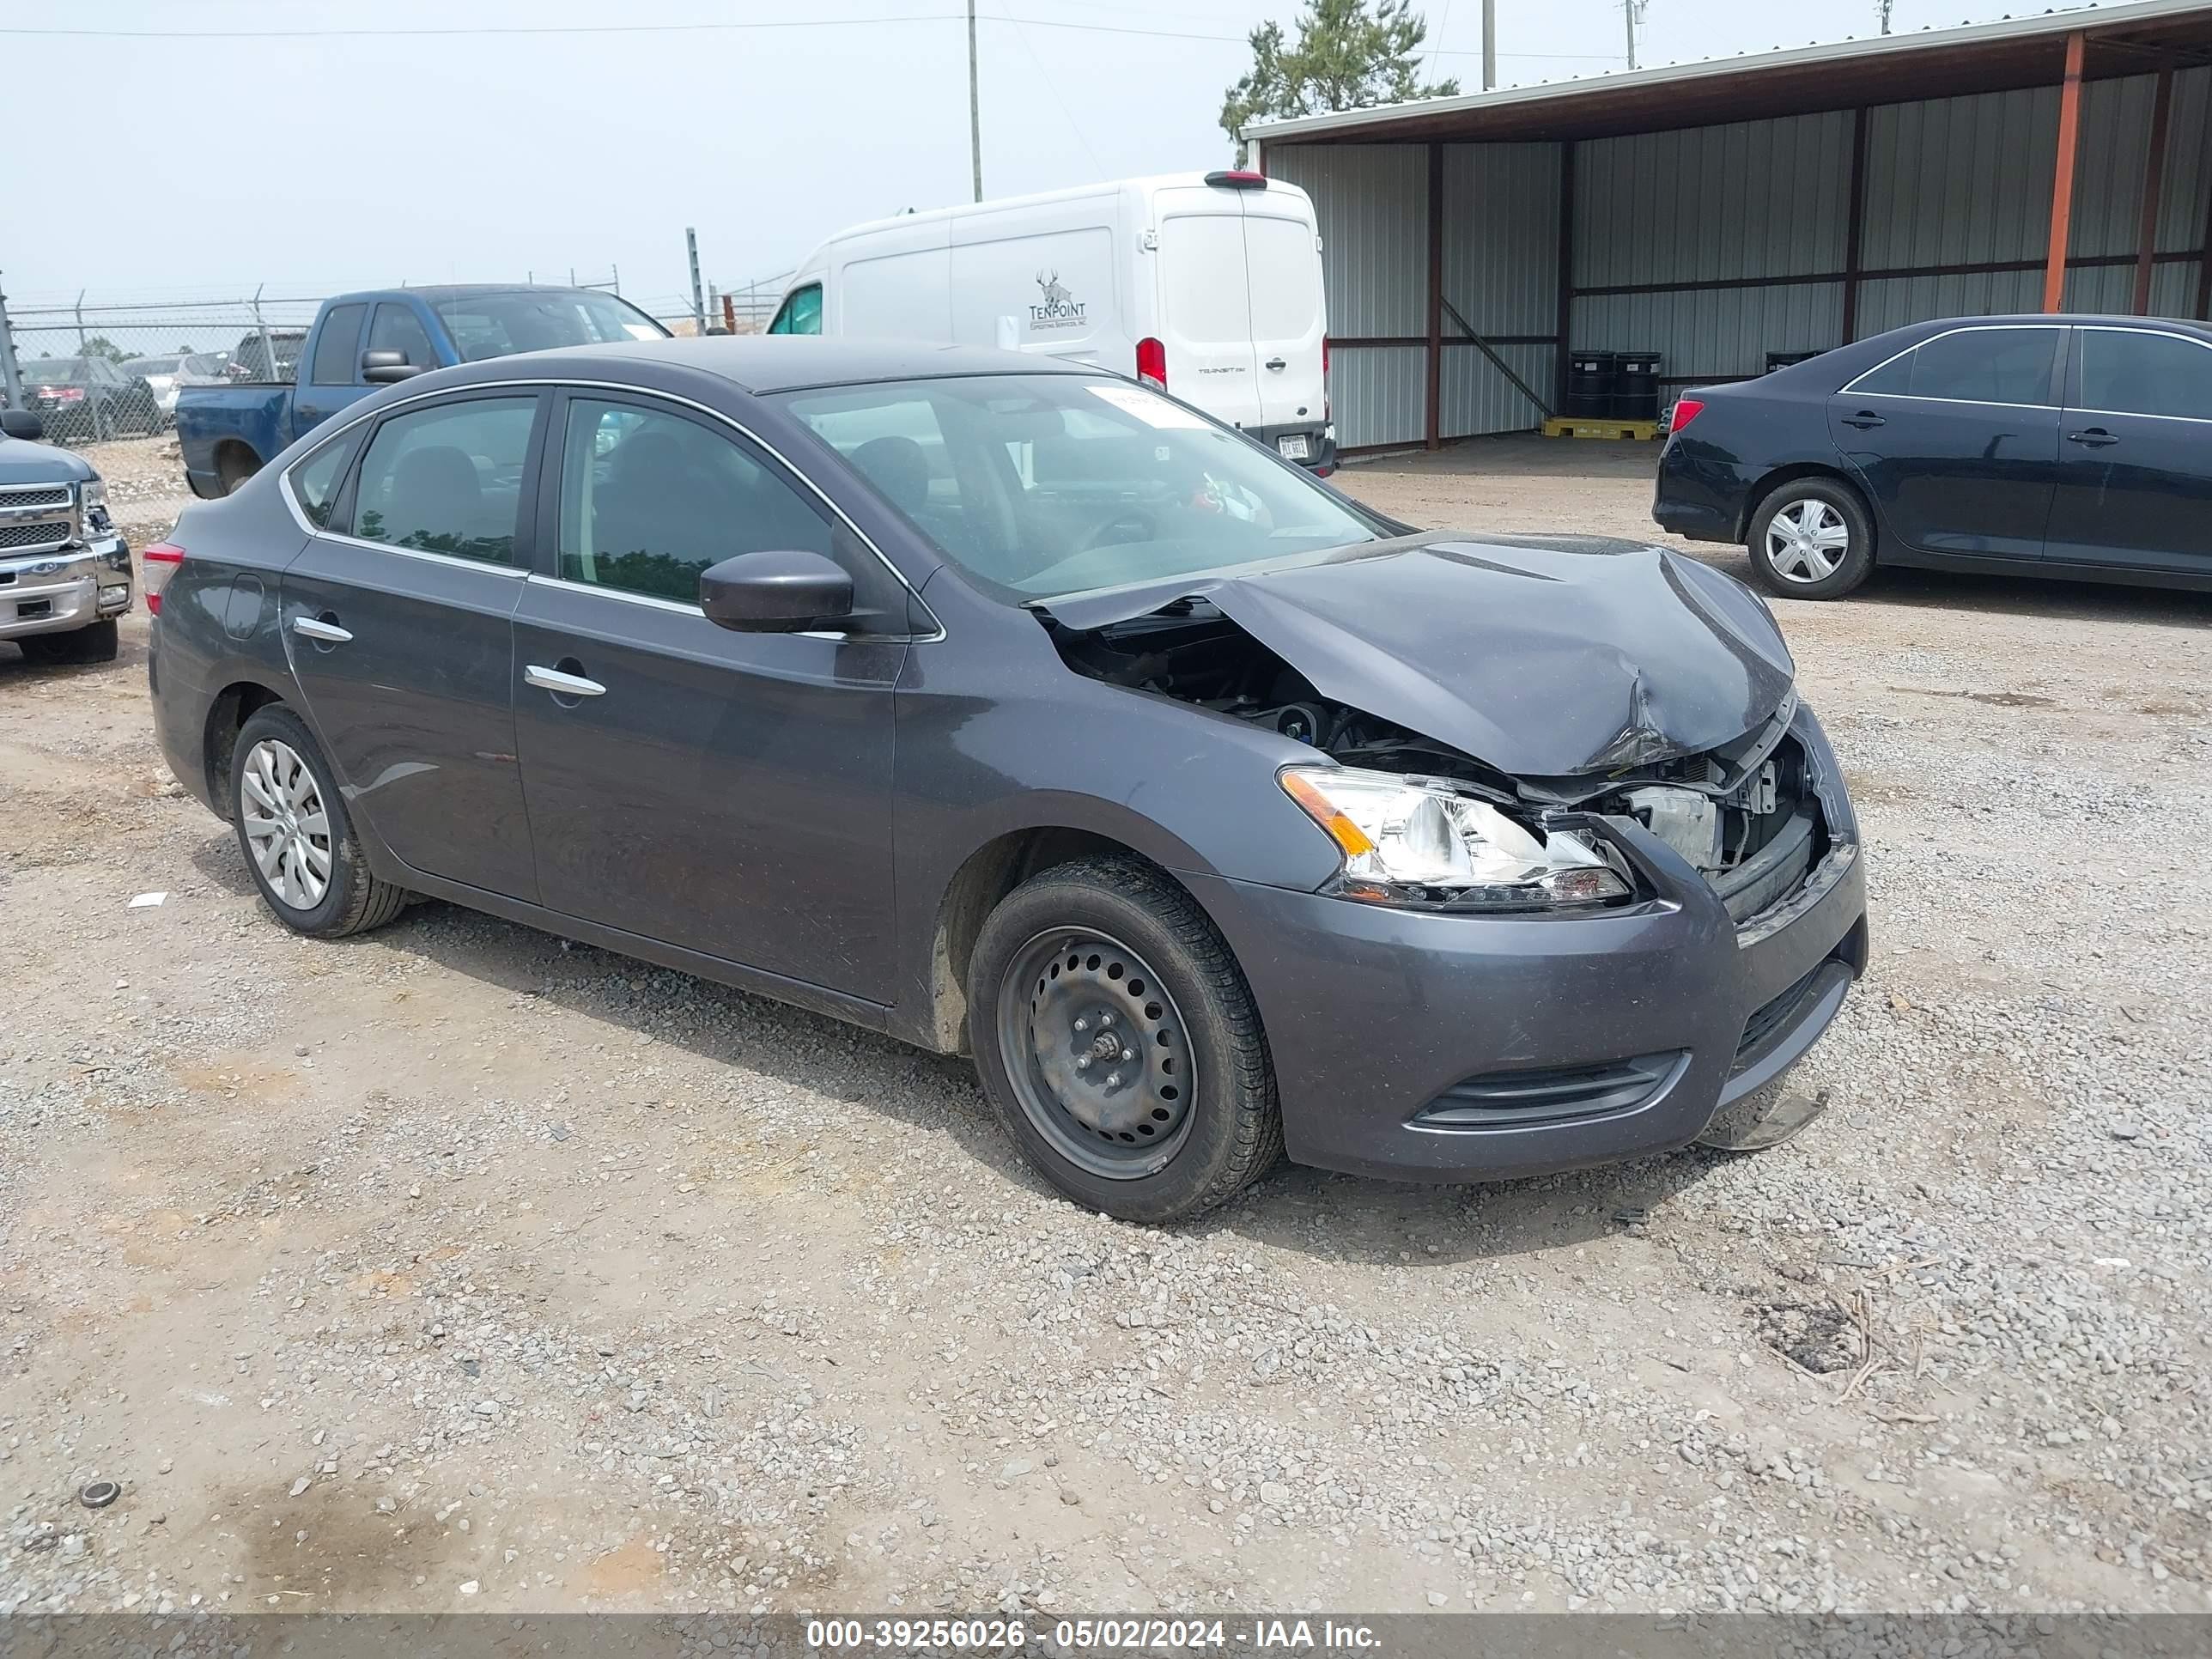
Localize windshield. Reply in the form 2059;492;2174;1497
779;374;1377;600
434;290;670;361
126;356;185;375
26;359;90;380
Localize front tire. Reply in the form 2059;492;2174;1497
230;705;408;939
1746;477;1875;600
968;856;1280;1224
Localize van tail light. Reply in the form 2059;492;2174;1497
1668;398;1705;434
1136;337;1167;390
1203;169;1267;190
142;540;185;616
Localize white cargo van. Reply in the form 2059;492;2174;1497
768;170;1334;471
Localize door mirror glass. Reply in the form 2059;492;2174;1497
361;349;423;385
0;410;45;441
698;549;854;632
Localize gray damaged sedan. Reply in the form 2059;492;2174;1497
145;339;1866;1222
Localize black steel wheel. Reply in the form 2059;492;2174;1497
968;855;1281;1223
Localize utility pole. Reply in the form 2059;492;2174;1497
0;273;24;411
967;0;984;203
1625;0;1645;71
685;228;706;331
1877;0;1894;33
1481;0;1496;89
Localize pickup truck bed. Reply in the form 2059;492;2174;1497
176;384;292;500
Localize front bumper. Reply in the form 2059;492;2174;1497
1187;708;1868;1183
1;539;133;640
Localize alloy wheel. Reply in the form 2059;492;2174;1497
996;928;1198;1180
1763;498;1850;583
240;738;333;910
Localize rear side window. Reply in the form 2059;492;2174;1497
556;398;831;602
310;304;368;386
2077;330;2212;422
1900;328;2057;405
288;430;362;529
368;303;439;369
769;283;822;336
349;397;538;564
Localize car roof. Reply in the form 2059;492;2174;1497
527;336;1100;394
337;283;632;304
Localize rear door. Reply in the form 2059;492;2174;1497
1827;324;2063;560
1241;200;1328;447
280;389;544;899
1151;186;1261;431
2045;325;2212;577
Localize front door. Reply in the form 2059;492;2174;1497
292;302;370;437
1829;324;2065;561
280;390;544;899
2045;325;2212;576
512;392;904;1002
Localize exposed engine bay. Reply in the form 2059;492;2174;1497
1046;599;1826;921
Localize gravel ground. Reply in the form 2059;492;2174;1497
3;433;2209;1618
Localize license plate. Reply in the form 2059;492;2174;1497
1277;434;1310;460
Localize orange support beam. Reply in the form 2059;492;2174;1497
2044;31;2087;313
2134;64;2174;316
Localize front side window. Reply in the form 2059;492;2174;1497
349;397;538;563
311;304;368;386
780;374;1382;600
432;291;667;362
556;398;832;603
289;429;363;529
768;284;822;336
2077;330;2212;422
368;303;440;369
1898;328;2057;406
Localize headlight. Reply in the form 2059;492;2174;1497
1279;764;1631;911
79;477;110;533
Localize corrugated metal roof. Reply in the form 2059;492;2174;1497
1243;0;2212;144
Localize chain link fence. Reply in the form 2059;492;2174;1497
0;291;322;446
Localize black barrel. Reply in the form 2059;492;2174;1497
1765;349;1820;373
1564;349;1617;419
1613;350;1662;422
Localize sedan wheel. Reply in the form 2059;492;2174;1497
240;737;334;911
1746;479;1875;600
229;705;410;938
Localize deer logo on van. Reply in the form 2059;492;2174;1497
1029;270;1086;331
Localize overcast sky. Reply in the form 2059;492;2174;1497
7;0;2051;315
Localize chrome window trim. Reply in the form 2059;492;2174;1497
1838;322;2068;409
275;375;943;638
308;528;528;577
2069;324;2212;426
523;572;937;644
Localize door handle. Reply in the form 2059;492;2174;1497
291;616;352;643
2067;428;2120;447
1264;356;1287;371
524;663;606;698
1840;410;1886;429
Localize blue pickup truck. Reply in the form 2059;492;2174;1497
176;284;672;498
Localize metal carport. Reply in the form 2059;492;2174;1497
1245;0;2212;452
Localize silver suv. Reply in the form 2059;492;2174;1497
0;410;132;664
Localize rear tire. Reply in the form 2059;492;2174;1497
230;705;409;939
1746;477;1875;600
18;620;118;665
967;855;1280;1224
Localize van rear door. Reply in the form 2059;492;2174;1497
1151;187;1261;432
1242;204;1327;447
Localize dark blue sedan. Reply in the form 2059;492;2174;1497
1654;313;2212;599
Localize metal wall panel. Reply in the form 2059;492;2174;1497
1852;270;2045;335
1441;343;1555;439
1863;86;2058;269
1571;285;1844;380
1331;344;1426;449
1264;143;1428;337
1574;112;1854;289
2157;67;2211;255
1442;143;1560;336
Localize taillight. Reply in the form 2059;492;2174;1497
142;541;185;616
1136;337;1166;390
1669;398;1705;434
45;386;85;402
1202;169;1267;190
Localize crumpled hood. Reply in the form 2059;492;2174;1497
1041;533;1796;777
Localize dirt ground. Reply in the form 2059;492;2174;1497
3;433;2209;1618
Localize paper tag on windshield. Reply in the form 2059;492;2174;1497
1086;383;1207;429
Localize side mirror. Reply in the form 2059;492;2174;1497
361;349;423;385
698;549;854;633
0;410;46;442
